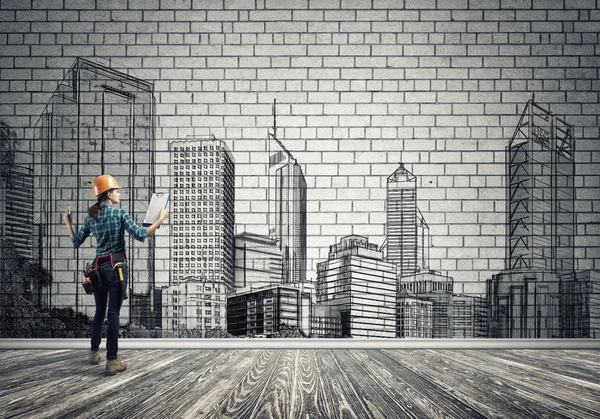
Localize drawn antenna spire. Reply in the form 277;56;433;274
272;98;277;139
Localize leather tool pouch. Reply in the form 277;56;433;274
82;263;102;294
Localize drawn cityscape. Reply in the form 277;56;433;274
1;57;598;339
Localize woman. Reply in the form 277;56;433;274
63;174;168;376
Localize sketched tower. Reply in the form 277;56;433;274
33;58;156;320
386;164;418;278
268;133;307;284
169;138;235;292
506;100;575;272
487;99;575;339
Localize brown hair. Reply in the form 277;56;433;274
88;189;113;221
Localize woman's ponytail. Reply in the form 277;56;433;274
88;189;112;221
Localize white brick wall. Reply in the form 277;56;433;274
1;1;599;293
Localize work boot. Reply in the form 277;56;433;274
105;357;127;376
89;349;101;365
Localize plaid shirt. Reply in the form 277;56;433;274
72;203;147;256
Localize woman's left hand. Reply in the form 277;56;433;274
63;209;71;224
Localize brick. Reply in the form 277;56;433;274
323;10;355;21
356;10;386;21
435;45;466;56
452;10;483;20
435;22;467;33
266;21;307;32
255;45;306;56
340;21;371;32
309;0;341;8
2;0;32;8
160;0;191;9
405;0;435;7
250;10;292;21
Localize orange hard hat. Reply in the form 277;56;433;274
92;175;122;197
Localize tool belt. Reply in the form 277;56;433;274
81;252;127;295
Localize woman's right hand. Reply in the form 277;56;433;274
159;209;169;222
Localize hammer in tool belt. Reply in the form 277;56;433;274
113;262;128;300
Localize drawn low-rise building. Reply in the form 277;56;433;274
400;271;454;338
316;235;397;338
162;278;227;338
397;290;433;338
227;284;311;337
559;270;600;339
487;270;561;338
451;294;487;338
234;232;283;290
311;304;343;338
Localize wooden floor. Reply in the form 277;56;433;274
1;349;599;418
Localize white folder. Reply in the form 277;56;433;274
143;192;170;227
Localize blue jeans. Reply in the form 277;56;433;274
90;262;127;360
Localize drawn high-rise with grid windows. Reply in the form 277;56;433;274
386;164;418;279
268;133;307;284
170;138;235;292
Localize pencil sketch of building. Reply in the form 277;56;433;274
0;122;34;262
227;284;311;337
162;278;227;338
559;270;600;339
397;289;433;338
316;235;396;338
416;208;430;272
452;294;487;339
386;164;418;279
32;58;156;322
400;270;454;338
268;131;307;284
311;304;343;338
169;138;235;292
234;232;283;289
487;100;575;338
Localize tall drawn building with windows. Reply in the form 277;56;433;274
386;164;418;279
32;58;155;321
268;132;307;284
488;100;575;338
169;138;235;292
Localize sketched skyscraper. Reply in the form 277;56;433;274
506;100;575;272
169;138;235;292
487;99;575;339
0;122;34;262
33;58;155;320
386;163;418;278
267;132;307;284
